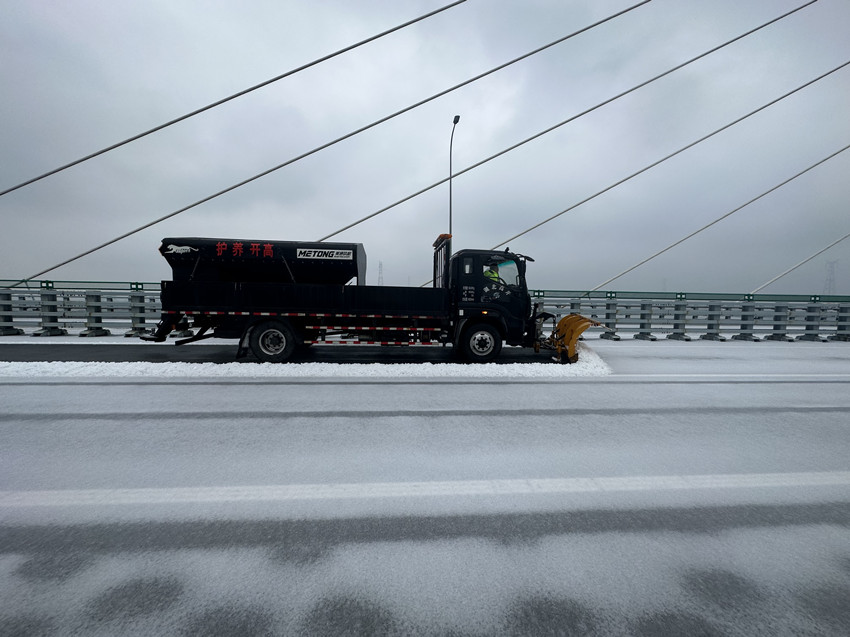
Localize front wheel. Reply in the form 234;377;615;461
249;320;297;363
460;323;502;362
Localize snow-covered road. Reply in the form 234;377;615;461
2;339;849;635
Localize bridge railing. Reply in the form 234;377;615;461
1;281;849;342
535;291;850;342
0;280;161;337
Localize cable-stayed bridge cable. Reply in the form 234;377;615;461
491;58;850;251
320;0;818;242
587;142;850;294
0;0;468;198
750;231;850;294
9;1;651;286
416;56;847;288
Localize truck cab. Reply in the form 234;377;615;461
445;247;538;361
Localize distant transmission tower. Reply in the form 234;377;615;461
823;260;837;295
378;261;384;286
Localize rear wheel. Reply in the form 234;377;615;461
249;320;296;363
461;323;502;362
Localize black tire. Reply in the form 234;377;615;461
461;323;502;362
249;320;297;363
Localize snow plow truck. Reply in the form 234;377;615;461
142;234;600;363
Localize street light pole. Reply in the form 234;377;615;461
449;115;460;236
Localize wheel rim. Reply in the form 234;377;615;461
470;330;495;356
258;328;286;356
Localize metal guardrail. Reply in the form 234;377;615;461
535;290;850;342
1;281;849;342
0;280;161;337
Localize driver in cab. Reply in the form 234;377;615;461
484;263;500;283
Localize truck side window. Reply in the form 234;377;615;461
463;258;473;275
484;263;500;282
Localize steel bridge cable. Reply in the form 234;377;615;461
320;0;817;242
0;0;468;198
587;142;850;294
750;230;850;295
10;1;652;287
418;58;846;288
491;57;850;252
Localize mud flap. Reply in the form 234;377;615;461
236;325;254;359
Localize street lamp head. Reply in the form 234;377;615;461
453;115;460;125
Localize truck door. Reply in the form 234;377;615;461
455;252;529;328
479;255;529;324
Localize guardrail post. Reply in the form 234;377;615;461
79;293;111;337
600;293;620;340
700;303;726;341
797;297;826;341
764;303;793;341
830;303;850;341
732;298;760;341
634;302;657;340
125;283;149;336
667;293;690;341
0;291;24;335
32;282;68;336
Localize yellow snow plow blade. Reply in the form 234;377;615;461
549;314;604;364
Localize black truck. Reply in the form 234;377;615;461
142;235;597;363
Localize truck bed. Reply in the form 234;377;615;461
160;281;451;317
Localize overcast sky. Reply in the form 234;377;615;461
2;0;849;294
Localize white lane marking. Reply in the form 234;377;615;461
2;471;850;508
607;374;850;379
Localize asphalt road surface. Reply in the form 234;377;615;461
2;339;850;635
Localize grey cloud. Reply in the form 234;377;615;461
1;0;848;293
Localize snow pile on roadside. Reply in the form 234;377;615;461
0;346;611;378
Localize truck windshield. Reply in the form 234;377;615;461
499;260;519;286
